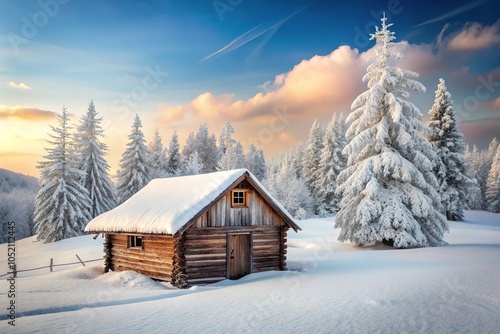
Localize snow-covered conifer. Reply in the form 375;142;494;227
148;128;168;178
219;121;236;156
316;114;347;215
245;143;266;180
220;141;245;170
75;100;116;218
34;106;92;243
194;123;219;173
184;150;204;176
182;132;196;160
427;79;476;221
302;120;324;207
265;150;314;219
335;15;447;248
115;115;151;204
486;146;500;213
464;145;484;209
166;130;182;176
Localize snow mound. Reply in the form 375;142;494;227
97;270;168;289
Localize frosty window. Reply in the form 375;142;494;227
232;190;247;207
128;236;143;249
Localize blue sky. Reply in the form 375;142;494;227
0;0;499;176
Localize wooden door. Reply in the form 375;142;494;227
227;233;251;279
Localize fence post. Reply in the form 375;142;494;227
13;265;17;278
50;258;53;272
75;254;86;267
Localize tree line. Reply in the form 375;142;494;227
29;16;500;248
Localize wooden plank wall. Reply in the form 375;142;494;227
183;225;284;284
108;234;174;281
194;180;284;228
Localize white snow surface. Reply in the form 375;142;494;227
1;210;499;333
85;168;297;235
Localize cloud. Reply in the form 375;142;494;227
447;21;500;51
398;41;443;75
489;97;500;109
458;116;500;149
158;42;443;152
7;81;30;90
161;45;370;124
0;106;57;121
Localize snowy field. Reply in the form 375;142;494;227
1;210;499;334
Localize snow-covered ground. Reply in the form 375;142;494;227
1;210;499;334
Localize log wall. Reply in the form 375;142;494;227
183;225;286;285
106;233;174;281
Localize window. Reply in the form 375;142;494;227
128;236;143;249
231;190;247;207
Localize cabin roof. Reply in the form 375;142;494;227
85;169;300;235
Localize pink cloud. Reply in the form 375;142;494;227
489;97;500;110
399;41;443;75
447;21;500;51
159;45;370;125
0;106;56;121
157;42;445;153
459;117;500;149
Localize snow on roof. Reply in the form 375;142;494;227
85;169;299;235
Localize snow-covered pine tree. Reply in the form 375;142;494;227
75;100;116;218
335;15;448;248
264;150;314;219
220;140;245;171
464;145;484;210
479;138;499;206
486;146;500;213
115;115;151;204
182;132;196;160
427;78;476;221
194;123;219;173
166;130;182;176
302;119;324;209
184;150;204;176
218;121;236;156
148;128;168;178
245;143;266;180
34;106;92;243
315;113;347;215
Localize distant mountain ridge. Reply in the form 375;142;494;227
0;167;38;193
0;168;39;242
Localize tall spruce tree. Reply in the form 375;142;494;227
34;106;92;243
116;114;151;204
166;130;182;176
302;119;324;208
148;128;168;178
427;79;476;221
184;150;204;176
194;123;219;173
76;100;116;218
486;146;500;213
220;141;245;170
245;143;266;180
335;15;447;248
464;145;484;209
316;114;347;215
219;121;236;156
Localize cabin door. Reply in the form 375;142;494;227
227;233;251;279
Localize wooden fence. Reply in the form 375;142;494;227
0;255;103;278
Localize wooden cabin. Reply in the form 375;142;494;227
85;169;300;287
